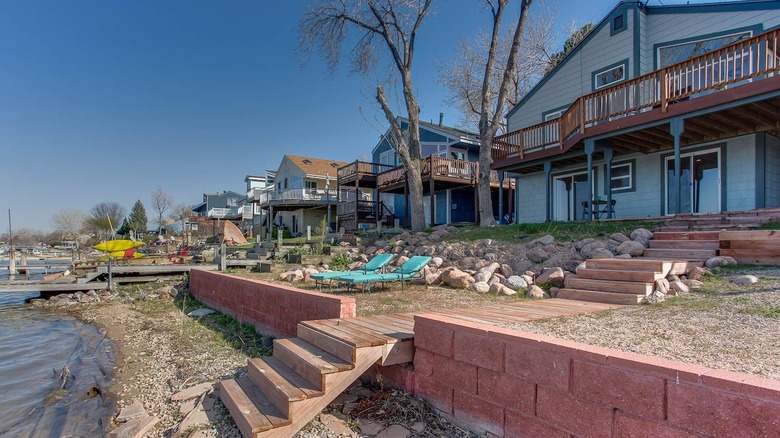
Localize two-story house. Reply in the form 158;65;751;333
257;155;346;237
493;0;780;223
337;117;514;229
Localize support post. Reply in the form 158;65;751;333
498;171;505;223
670;118;685;214
508;176;514;223
604;147;614;218
514;177;520;224
220;242;227;271
544;161;552;222
429;177;435;227
585;140;595;223
267;205;274;242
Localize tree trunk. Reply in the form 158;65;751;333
477;132;496;226
406;160;425;232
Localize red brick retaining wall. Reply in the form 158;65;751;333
189;269;356;337
413;313;780;437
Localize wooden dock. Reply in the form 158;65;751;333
96;265;218;275
0;282;108;293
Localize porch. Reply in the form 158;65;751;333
492;29;780;222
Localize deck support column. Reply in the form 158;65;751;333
498;171;505;224
585;139;595;223
267;205;274;242
544;161;552;222
514;177;520;223
404;176;410;227
604;147;614;219
671;118;685;214
429;178;435;227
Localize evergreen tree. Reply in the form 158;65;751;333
116;218;131;236
127;200;148;234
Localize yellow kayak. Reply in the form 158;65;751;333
93;240;145;252
99;249;147;260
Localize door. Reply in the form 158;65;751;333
553;172;592;221
666;149;721;214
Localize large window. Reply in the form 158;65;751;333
594;63;626;89
610;161;634;192
304;181;317;189
657;31;752;68
227;197;238;207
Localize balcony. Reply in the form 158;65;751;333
238;204;263;220
208;207;241;220
257;188;341;208
377;155;478;193
493;29;780;166
247;187;272;202
337;160;395;187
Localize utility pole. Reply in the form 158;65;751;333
8;209;15;276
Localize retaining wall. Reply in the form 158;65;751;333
413;313;780;437
188;269;356;337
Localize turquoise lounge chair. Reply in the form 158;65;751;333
336;256;432;292
310;253;393;288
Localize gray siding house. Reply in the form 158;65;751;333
495;0;780;223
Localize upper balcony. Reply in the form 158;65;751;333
377;155;478;193
257;188;341;209
337;160;395;188
208;207;241;220
493;29;780;170
247;187;272;202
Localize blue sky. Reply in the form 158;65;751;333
0;0;729;232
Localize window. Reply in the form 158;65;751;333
302;159;313;165
543;109;565;121
227;197;237;207
657;31;752;68
611;13;626;35
594;64;625;89
610;161;633;192
304;181;317;189
330;162;340;168
191;223;199;231
283;178;288;189
379;151;396;166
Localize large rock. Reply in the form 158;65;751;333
536;234;555;245
669;279;690;295
431;257;444;268
575;238;596;251
591;248;615;259
527;247;549;264
617;240;645;257
499;264;513;277
630;228;654;241
654;278;670;295
705;256;737;269
579;241;610;258
116;401;148;423
489;283;517;295
535;267;565;287
441;269;475;289
510;259;534;275
505;275;528;290
526;285;547;299
609;232;630;243
731;275;759;285
687;266;710;281
471;281;491;294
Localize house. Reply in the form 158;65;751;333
191;191;245;219
257;155;346;237
242;174;273;236
494;0;780;223
336;116;514;230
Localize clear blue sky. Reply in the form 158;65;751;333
0;0;728;232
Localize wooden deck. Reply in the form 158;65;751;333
300;298;620;365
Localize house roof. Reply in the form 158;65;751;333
370;117;481;155
504;0;780;120
285;155;348;178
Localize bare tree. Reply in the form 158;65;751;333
88;202;127;239
170;203;193;234
299;0;433;232
51;209;87;242
151;188;173;234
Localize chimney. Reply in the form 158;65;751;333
439;112;444;126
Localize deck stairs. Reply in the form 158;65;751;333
558;259;674;305
643;231;720;261
219;315;415;438
662;208;780;232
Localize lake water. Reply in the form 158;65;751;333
0;280;115;436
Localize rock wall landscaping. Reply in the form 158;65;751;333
188;269;356;337
412;312;780;438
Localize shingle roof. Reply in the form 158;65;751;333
286;155;349;177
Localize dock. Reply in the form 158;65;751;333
0;282;108;293
96;265;218;275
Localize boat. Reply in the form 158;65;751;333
93;240;145;253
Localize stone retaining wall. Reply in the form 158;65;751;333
189;269;356;337
413;313;780;437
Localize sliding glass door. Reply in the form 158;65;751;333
666;149;721;214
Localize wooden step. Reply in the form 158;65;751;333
565;278;652;295
648;239;719;250
220;376;291;437
642;248;716;260
585;258;671;274
273;338;353;391
297;324;356;364
576;268;664;283
652;231;721;240
557;289;645;305
248;357;323;418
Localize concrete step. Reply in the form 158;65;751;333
557;289;645;305
565;277;653;295
648;240;719;250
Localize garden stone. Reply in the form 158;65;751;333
536;234;555;245
549;287;560;297
526;285;547;299
617;240;645;257
683;279;704;289
575;238;596;251
490;283;517;295
731;275;759;285
527;247;549;263
615;254;632;259
591;248;615;259
116;401;147;423
609;232;630;243
687;266;710;281
630;228;654;240
575;261;587;273
562;258;584;273
471;281;491;294
536;267;565;287
505;275;528;290
705;256;738;268
431;257;443;268
499;264;513;277
669;280;690;295
655;278;670;295
643;290;666;305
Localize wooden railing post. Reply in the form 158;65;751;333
579;97;585;133
660;68;668;113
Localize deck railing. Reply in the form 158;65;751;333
337;160;395;181
376;155;479;189
208;207;241;219
257;189;340;205
337;200;379;217
493;29;780;161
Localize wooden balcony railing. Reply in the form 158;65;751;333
337;160;395;181
376;155;479;189
493;29;780;161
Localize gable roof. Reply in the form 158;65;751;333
505;0;780;120
371;117;481;155
285;155;348;178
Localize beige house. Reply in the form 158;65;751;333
257;155;347;237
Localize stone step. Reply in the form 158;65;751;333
585;258;671;274
565;277;653;295
219;376;291;437
642;248;717;261
648;240;719;250
247;357;323;418
557;289;645;305
273;338;353;391
652;231;721;241
576;268;664;283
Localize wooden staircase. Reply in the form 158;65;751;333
662;208;780;232
643;231;720;261
219;315;415;438
558;259;672;305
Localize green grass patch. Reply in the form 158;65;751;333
447;220;664;243
744;306;780;318
756;221;780;230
